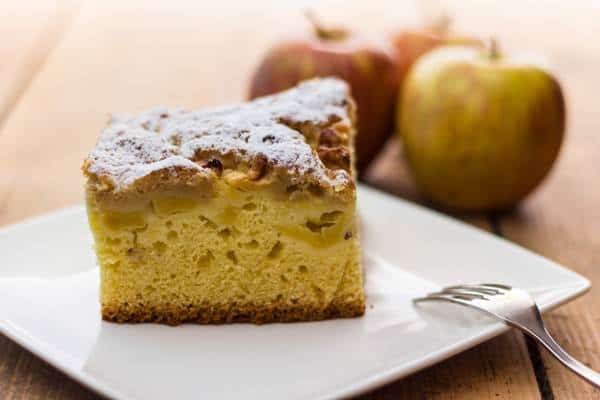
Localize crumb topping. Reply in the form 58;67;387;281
84;78;355;196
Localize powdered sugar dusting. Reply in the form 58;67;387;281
85;78;352;191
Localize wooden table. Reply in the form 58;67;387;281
1;1;598;398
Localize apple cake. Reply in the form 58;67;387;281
83;78;365;325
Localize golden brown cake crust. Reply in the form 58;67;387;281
101;299;365;325
83;78;357;202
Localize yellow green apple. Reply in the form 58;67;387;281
399;43;565;211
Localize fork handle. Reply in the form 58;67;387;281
521;324;600;388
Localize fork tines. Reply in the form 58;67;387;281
414;283;512;303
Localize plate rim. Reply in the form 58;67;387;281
0;188;592;400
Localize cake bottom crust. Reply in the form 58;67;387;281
102;299;365;325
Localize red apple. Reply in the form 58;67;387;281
248;13;398;173
389;16;482;86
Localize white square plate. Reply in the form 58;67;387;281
0;185;589;399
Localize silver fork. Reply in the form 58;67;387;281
414;283;600;388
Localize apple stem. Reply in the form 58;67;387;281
488;38;501;60
304;9;347;41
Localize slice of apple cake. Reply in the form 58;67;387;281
83;78;364;325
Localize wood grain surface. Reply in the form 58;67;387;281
0;1;598;399
0;1;78;125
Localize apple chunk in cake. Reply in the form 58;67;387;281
82;78;364;325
